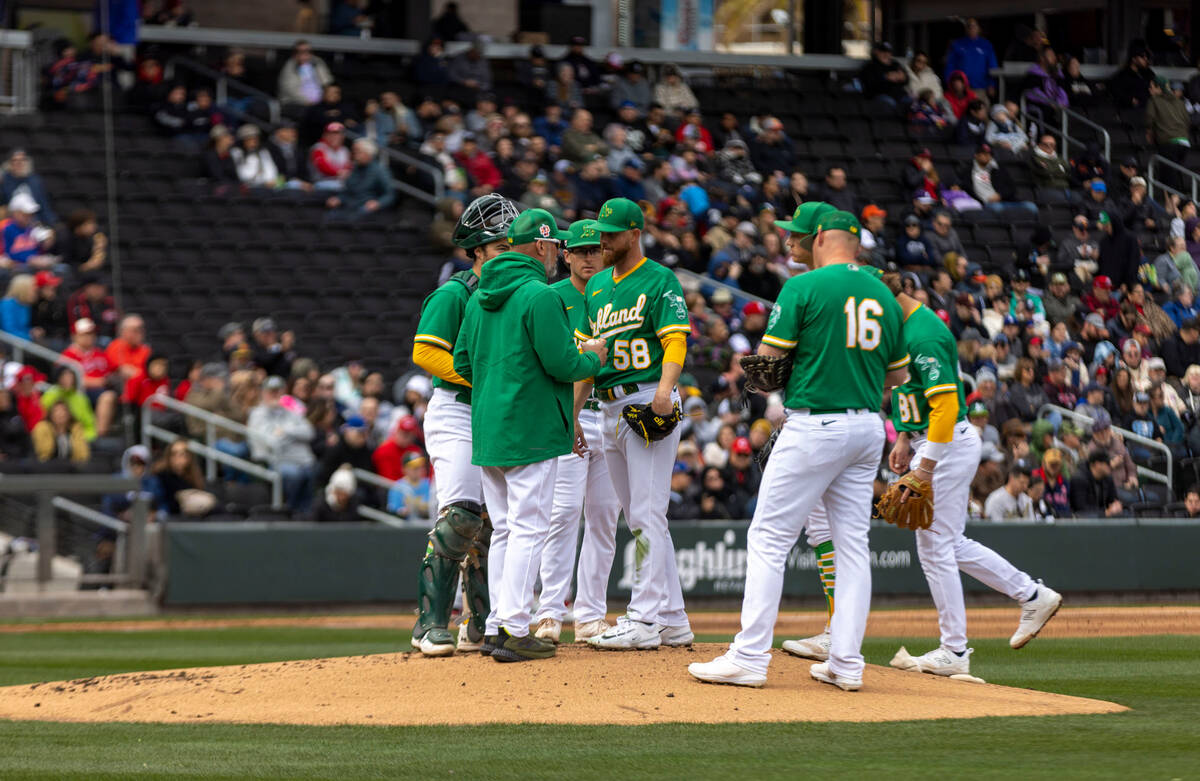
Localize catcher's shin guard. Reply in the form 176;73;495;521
413;502;484;640
460;510;492;643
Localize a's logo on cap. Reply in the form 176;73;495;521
539;223;552;237
600;205;612;218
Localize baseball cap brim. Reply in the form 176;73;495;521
591;221;633;233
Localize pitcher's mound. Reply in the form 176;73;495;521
0;644;1124;726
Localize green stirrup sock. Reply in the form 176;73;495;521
814;540;836;624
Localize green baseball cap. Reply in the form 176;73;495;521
816;210;862;236
968;401;989;417
506;208;569;245
774;201;835;234
565;219;601;249
1097;211;1111;225
593;198;645;232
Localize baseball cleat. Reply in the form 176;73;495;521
809;662;861;692
781;631;830;661
534;617;563;643
586;615;662;650
688;657;766;688
1011;583;1063;649
901;646;973;677
491;628;557;663
573;619;611;642
480;634;500;657
456;622;483;653
660;624;695;647
412;627;456;657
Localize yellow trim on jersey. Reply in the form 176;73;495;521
761;334;798;349
574;329;591;341
903;303;922;322
887;353;911;370
414;333;453;350
655;324;692;337
612;257;648;284
596;322;643;340
925;390;958;444
923;383;957;398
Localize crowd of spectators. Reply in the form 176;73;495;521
19;19;1200;523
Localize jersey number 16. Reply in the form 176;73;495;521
843;297;883;350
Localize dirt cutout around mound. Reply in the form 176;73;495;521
0;644;1125;726
2;606;1195;638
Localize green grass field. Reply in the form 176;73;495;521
0;625;1195;780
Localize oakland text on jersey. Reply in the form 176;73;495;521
592;294;648;338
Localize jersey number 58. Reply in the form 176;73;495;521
613;338;652;370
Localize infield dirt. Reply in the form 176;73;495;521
0;644;1126;726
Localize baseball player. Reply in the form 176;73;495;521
880;271;1062;676
689;211;909;689
409;193;519;657
770;201;842;662
580;197;694;650
533;220;623;643
453;208;608;662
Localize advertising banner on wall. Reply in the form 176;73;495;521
659;0;713;51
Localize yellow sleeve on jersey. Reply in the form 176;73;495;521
413;342;471;387
925;389;957;445
660;332;687;366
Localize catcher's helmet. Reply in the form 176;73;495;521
452;193;521;250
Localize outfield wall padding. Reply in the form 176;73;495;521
163;520;1200;605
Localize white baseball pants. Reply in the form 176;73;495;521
726;410;883;682
912;422;1038;652
600;387;688;628
481;458;558;637
537;408;621;624
423;389;483;509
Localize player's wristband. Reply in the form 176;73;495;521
921;442;948;462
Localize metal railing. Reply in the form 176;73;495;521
343;126;445;204
1147;154;1200;204
994;62;1197;104
51;496;131;577
1037;403;1172;489
352;467;431;527
141;393;284;508
164;55;281;125
0;331;85;390
0;475;148;589
1019;96;1111;165
0;29;37;114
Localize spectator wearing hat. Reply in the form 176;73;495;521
231;125;280;189
560;35;601;90
1163;318;1200;378
387;451;433;519
1083;276;1120;322
1146;75;1192;187
60;317;116;435
675;108;714;154
1043;272;1082;326
1086;407;1140;498
30;271;68;347
855;204;887;265
1096;212;1141;291
249;375;316;513
967;399;1000;445
1023;46;1069;110
1119;176;1165;237
896;214;935;271
614;157;647;203
1009;268;1045;322
327;138;396;218
310;465;360;522
1043;356;1078;408
1058;215;1100;281
1083;179;1117;222
906;87;951;134
966;144;1038;217
667;461;701;520
707;222;756;284
654;64;699;117
1076;381;1116;421
750;117;795;176
610;61;651;112
953;99;989;148
1122;389;1167;459
1110;47;1156;109
713;139;757;189
266;124;310;189
316;414;377;499
184;362;250;469
984;462;1035;521
1029;134;1080;204
309;122;352;189
984;103;1029;156
1;193;56;271
724;436;762;517
1032;448;1071;517
60;274;120;339
250;317;294;379
203;126;239;187
373;414;424;481
861;41;908;112
1069;450;1122;517
1145;356;1185;409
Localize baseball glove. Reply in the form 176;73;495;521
740;353;793;393
621;402;682;444
874;472;935;531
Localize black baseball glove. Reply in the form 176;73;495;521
740;353;793;393
621;402;683;444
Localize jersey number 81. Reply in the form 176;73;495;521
613;338;651;370
843;297;883;350
896;392;922;424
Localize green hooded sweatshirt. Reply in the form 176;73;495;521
454;251;602;467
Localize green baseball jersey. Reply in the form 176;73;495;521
763;263;908;412
890;303;967;432
550;277;588;346
413;270;476;402
584;258;691;389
